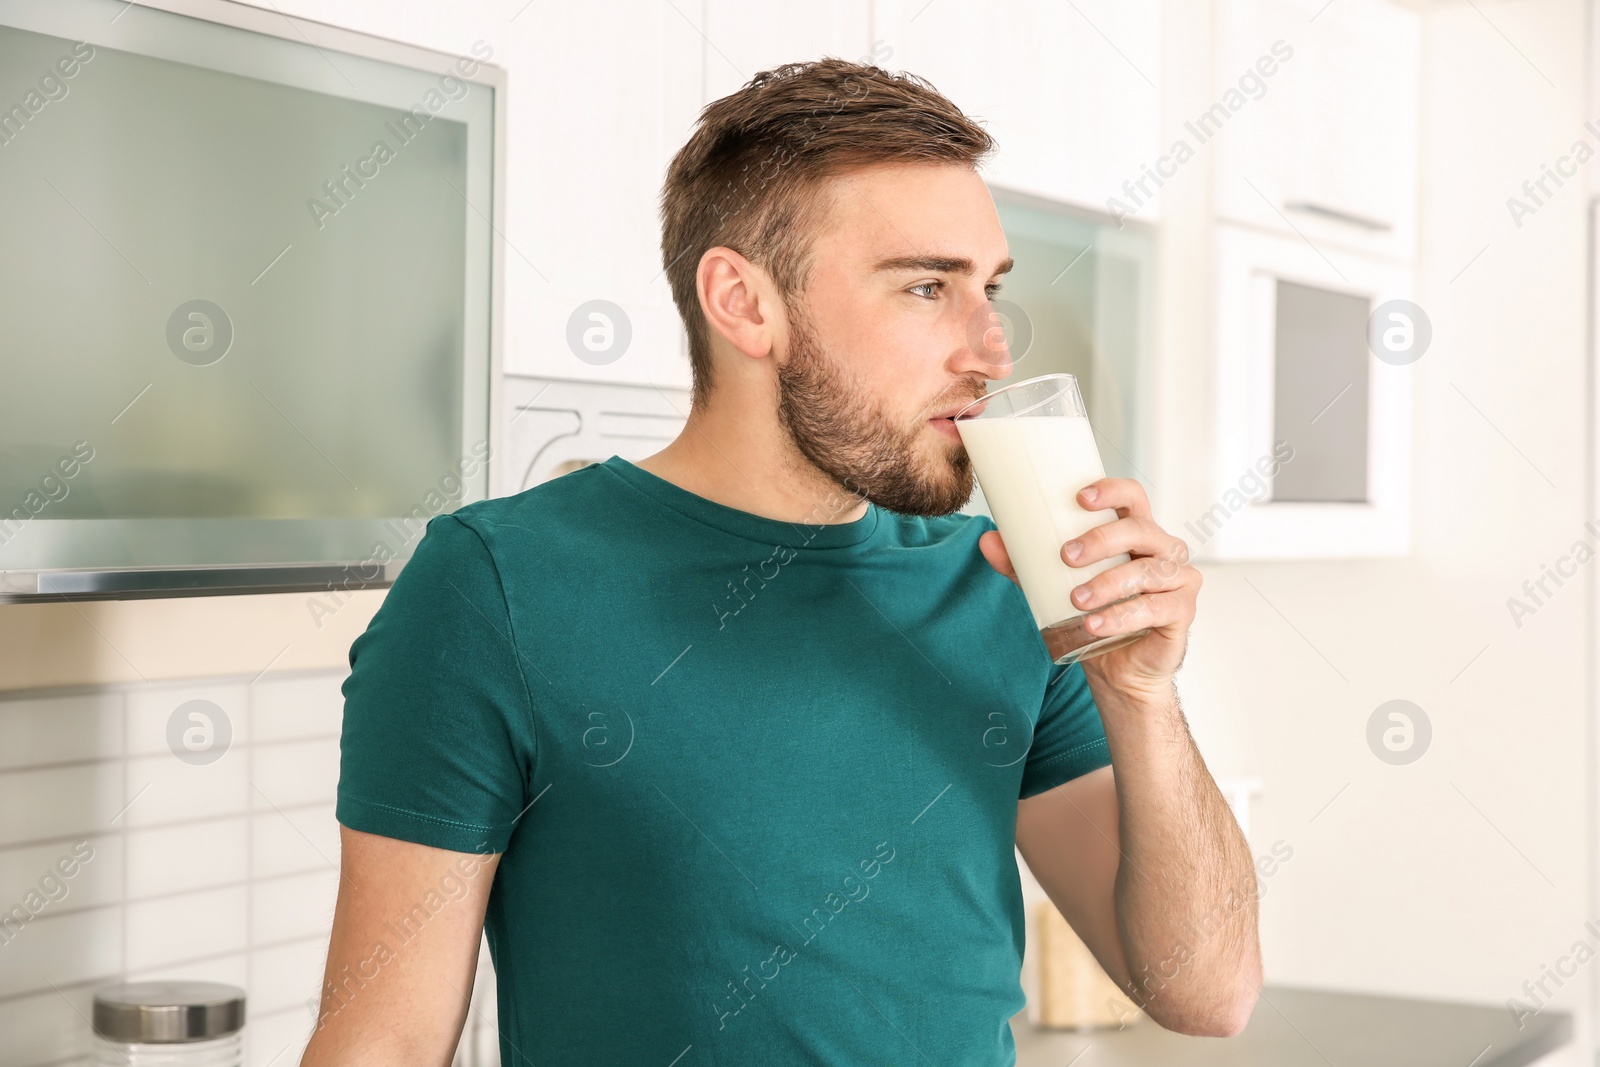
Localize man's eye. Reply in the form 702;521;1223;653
909;281;942;299
986;285;1003;299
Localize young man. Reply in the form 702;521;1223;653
304;58;1260;1066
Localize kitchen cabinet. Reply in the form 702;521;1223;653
1212;0;1420;263
1203;223;1414;559
702;0;875;102
508;2;702;390
872;0;1161;217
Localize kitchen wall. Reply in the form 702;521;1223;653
1158;2;1595;1064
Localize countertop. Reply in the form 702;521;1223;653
1011;985;1572;1066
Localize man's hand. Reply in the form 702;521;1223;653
978;476;1199;699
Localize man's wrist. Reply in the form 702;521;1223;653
1088;675;1191;752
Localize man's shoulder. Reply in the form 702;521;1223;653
448;460;620;537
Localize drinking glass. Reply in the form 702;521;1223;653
953;373;1151;664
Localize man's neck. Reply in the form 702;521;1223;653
633;405;870;527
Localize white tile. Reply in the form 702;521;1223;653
126;950;248;990
0;903;120;999
126;885;248;972
251;935;329;1015
127;681;248;760
0;690;123;771
253;869;338;945
251;738;340;810
253;804;340;880
0;984;101;1067
126;817;248;899
123;749;250;828
0;763;123;847
245;1006;317;1067
251;672;346;744
0;834;121;914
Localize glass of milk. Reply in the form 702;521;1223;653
953;373;1151;664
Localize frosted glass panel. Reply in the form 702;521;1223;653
1271;280;1370;503
0;23;469;520
987;194;1153;483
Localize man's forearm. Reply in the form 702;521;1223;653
1094;679;1262;1035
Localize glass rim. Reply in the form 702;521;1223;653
951;372;1081;421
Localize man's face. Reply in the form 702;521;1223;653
773;162;1014;518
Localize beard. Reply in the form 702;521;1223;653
773;301;984;518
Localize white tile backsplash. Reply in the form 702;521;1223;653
126;817;250;898
0;691;122;771
252;673;347;744
251;936;329;1015
126;886;251;973
252;804;340;880
123;749;251;828
126;682;249;758
0;762;124;848
251;737;341;811
0;670;356;1067
252;869;339;946
0;985;100;1067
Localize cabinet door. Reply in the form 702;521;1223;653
1213;0;1419;262
872;0;1161;217
1205;224;1414;559
702;0;874;103
507;1;702;390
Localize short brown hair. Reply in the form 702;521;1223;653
659;57;996;409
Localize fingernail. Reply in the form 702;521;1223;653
1085;613;1101;632
1081;486;1098;503
1073;585;1090;606
1064;541;1082;561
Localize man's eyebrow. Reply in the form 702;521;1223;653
872;254;1014;278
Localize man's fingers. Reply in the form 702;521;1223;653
979;529;1019;586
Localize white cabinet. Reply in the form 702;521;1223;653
702;0;874;102
506;2;703;390
1203;224;1414;559
1212;0;1419;262
871;0;1161;217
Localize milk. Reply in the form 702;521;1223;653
956;414;1130;631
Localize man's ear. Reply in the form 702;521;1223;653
697;245;781;361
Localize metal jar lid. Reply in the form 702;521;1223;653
93;981;246;1042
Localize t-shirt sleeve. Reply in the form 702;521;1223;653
335;513;538;854
1019;659;1112;799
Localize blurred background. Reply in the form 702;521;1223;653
0;0;1592;1064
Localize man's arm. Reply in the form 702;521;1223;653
980;475;1261;1036
300;826;501;1066
1014;699;1261;1036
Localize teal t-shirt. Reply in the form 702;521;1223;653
336;454;1112;1066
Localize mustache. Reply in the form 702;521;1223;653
924;385;989;419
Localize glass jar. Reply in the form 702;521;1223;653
92;981;246;1066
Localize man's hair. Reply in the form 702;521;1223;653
658;57;996;409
